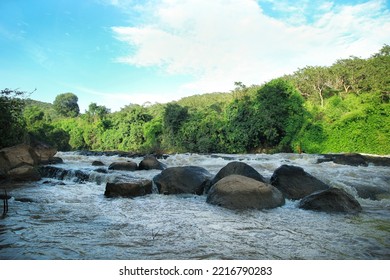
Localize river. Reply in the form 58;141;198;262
1;152;389;259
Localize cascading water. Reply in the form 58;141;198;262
1;152;389;259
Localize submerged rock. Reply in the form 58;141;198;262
317;153;368;166
153;166;211;195
317;153;390;167
104;180;153;198
270;165;330;200
207;175;285;210
352;183;390;200
38;166;89;182
298;188;362;213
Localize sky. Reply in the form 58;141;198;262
1;0;389;112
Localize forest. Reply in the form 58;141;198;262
1;45;389;155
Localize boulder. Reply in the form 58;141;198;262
92;160;105;166
139;155;166;170
108;161;138;171
270;165;330;200
0;143;58;181
153;166;211;195
206;175;285;210
31;142;57;164
298;188;362;213
210;161;266;186
0;144;39;168
8;164;41;181
104;180;153;198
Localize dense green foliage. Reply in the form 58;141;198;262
53;93;80;118
1;46;389;154
0;89;27;148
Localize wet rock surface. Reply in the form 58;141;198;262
153;166;211;195
270;165;330;200
207;175;285;210
298;188;362;213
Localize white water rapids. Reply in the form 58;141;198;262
1;152;389;259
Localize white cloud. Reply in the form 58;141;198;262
111;0;390;95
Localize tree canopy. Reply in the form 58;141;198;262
53;93;80;118
3;45;389;155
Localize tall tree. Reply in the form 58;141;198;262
255;78;305;150
293;66;333;107
53;93;80;117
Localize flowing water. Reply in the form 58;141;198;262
1;152;389;260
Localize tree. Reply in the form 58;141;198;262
162;103;189;150
255;79;305;150
0;88;27;148
223;96;257;153
86;102;110;122
293;66;333;107
53;93;80;117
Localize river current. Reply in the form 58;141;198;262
1;152;389;260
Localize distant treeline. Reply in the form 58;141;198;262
1;45;389;154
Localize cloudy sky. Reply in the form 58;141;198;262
1;0;389;112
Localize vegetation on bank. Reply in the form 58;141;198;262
1;46;389;155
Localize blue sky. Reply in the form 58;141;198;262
1;0;389;112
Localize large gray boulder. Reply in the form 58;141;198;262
139;155;166;170
207;175;285;210
270;165;330;200
0;144;39;168
298;188;362;213
104;180;153;198
153;166;211;195
210;161;266;186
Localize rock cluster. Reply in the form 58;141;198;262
0;143;59;182
7;145;370;214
